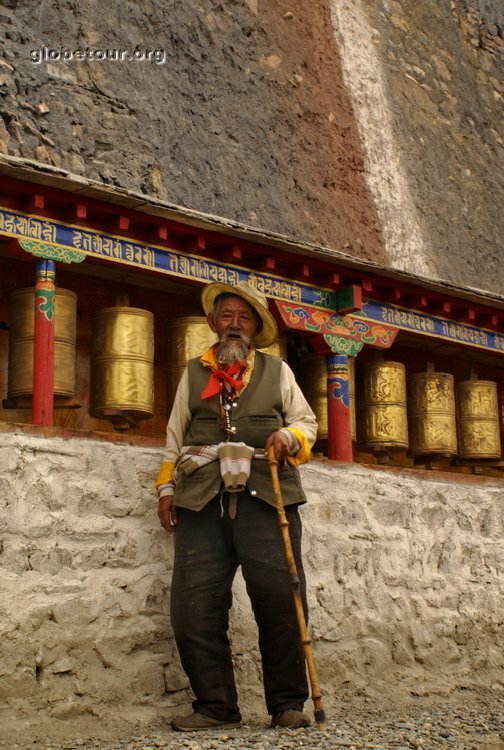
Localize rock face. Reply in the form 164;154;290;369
330;0;504;288
0;0;503;292
0;0;384;265
0;428;503;735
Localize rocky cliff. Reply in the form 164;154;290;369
0;0;502;290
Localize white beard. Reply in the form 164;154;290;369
217;332;250;365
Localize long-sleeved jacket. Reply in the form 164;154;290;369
156;345;317;509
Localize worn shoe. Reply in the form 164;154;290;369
170;711;241;731
271;709;311;728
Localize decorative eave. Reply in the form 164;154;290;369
1;154;504;330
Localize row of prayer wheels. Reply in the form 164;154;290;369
7;288;155;430
6;293;285;430
303;358;501;461
5;289;504;459
357;360;501;460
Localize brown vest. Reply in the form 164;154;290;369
174;351;307;511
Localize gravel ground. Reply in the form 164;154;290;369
2;689;504;750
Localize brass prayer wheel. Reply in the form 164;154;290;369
501;392;504;448
166;317;217;411
90;306;154;428
166;316;288;412
261;335;288;360
357;361;408;451
300;355;356;441
8;287;77;399
408;367;457;458
456;378;501;459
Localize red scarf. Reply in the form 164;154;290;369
200;361;244;400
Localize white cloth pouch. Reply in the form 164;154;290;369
217;441;255;492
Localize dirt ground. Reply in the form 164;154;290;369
1;684;504;749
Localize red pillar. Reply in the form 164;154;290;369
326;354;353;461
32;260;56;426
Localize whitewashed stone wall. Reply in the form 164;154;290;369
1;428;503;732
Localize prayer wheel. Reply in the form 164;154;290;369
89;306;154;429
166;317;217;411
456;378;501;459
301;355;356;441
408;366;457;458
7;287;77;399
357;360;408;451
501;392;504;450
166;316;287;412
261;336;288;360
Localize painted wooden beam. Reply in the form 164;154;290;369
453;306;476;323
184;235;206;253
23;193;45;212
362;279;373;293
382;286;402;303
291;262;311;281
405;293;428;310
316;271;340;288
66;203;88;223
148;225;169;243
336;285;363;314
477;313;499;329
255;255;276;272
429;300;452;316
219;244;242;262
107;215;130;233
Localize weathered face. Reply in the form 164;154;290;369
208;295;259;344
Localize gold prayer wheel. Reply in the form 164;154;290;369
357;361;408;451
456;378;501;459
89;307;154;429
166;317;217;412
166;316;288;412
7;287;77;399
300;355;356;441
261;336;288;360
408;367;457;458
501;392;504;448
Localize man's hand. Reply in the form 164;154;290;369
265;430;291;462
158;495;177;534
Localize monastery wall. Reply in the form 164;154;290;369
1;427;503;736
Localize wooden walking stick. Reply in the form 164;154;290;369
267;446;326;730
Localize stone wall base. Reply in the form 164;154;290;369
1;429;503;737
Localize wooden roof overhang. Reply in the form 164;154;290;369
0;156;503;363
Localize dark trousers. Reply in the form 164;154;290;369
170;489;309;721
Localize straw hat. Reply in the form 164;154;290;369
201;280;278;348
